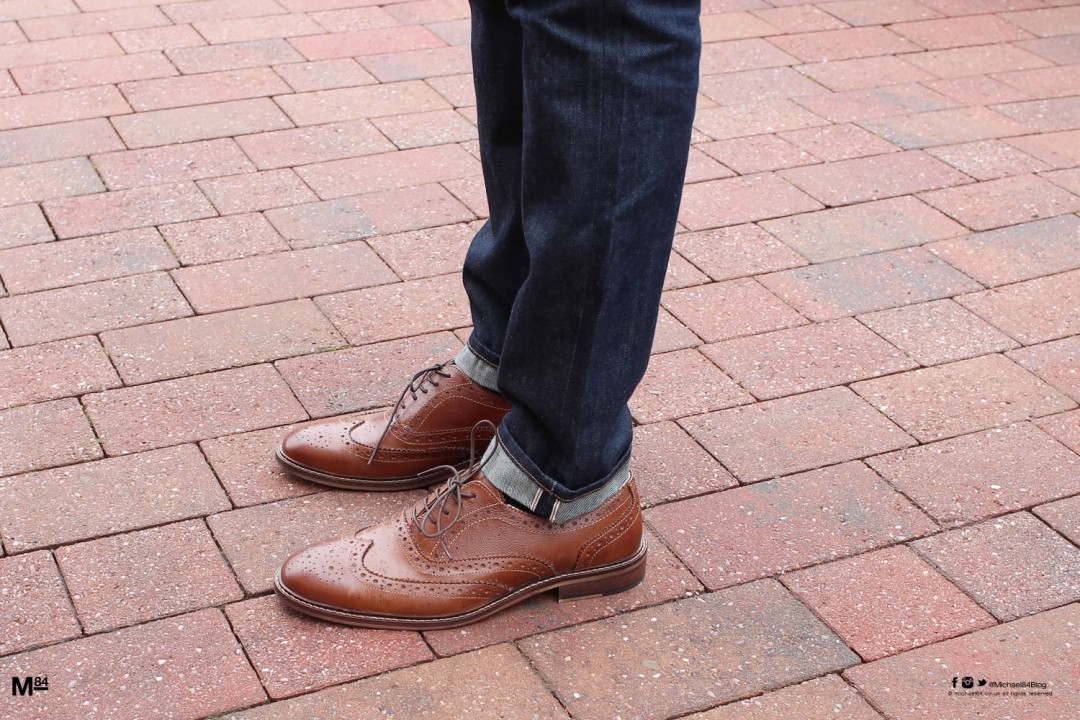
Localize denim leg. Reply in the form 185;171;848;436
462;0;701;518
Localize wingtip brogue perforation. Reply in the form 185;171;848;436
274;472;646;630
276;361;511;490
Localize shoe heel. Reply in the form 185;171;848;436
557;550;647;603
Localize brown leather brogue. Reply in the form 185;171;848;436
274;471;646;629
276;361;511;490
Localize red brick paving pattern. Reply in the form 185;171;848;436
0;1;1077;717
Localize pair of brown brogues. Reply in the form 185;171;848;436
274;360;647;630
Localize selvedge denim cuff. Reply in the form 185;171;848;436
481;434;632;523
454;344;500;394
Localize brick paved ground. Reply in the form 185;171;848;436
0;0;1078;718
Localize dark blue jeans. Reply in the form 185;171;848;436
458;0;701;519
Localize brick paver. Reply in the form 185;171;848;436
521;581;858;719
0;445;229;553
703;317;917;399
230;644;568;719
56;519;243;633
759;246;982;321
0;609;266;720
0;398;102;479
687;674;884;719
855;297;1015;367
0;551;81;657
853;353;1075;442
1;3;1077;717
958;268;1080;345
648;461;935;589
781;545;997;661
867;421;1080;527
845;603;1077;720
913;512;1080;621
225;594;434;699
84;364;308;455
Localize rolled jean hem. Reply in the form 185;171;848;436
454;342;500;393
481;431;632;523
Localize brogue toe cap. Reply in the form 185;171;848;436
277;537;367;610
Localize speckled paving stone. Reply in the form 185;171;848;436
661;277;806;343
0;336;120;409
958;269;1080;345
274;80;450;127
227;643;567;720
779;122;900;162
316;273;470;345
629;348;751;424
920;174;1079;232
651;306;700;354
1006;129;1080;170
0;609;266;720
779;150;971;207
101;299;345;384
0;204;53;250
795;55;937;93
159;212;290;265
0;228;178;294
56;520;243;634
678;172;823;230
233;119;393;170
1035;408;1080;455
926;138;1050;181
208;489;423;594
847;603;1076;720
91;137;256;190
198;168;318;214
758;246;982;321
698;133;817;174
0;398;101;479
794;83;959;125
422;528;702;657
857;298;1020;366
782;545;997;661
914;512;1080;621
869;422;1080;528
759;196;967;263
853;354;1075;443
632;421;736;507
680;387;915;482
200;423;318;507
275;331;462;417
686;674;884;719
647;461;935;589
84;364;307;455
992;96;1080;135
692;100;823;145
366;222;475;280
665;249;711;289
42;181;216;239
0;445;230;554
225;594;433;699
1034;494;1080;546
1008;335;1080;402
704;317;916;400
0;272;192;346
171;240;398;314
859;107;1028;150
521;580;858;719
0;551;81;657
672;223;807;281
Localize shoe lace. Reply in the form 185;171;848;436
412;420;496;560
365;362;454;465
